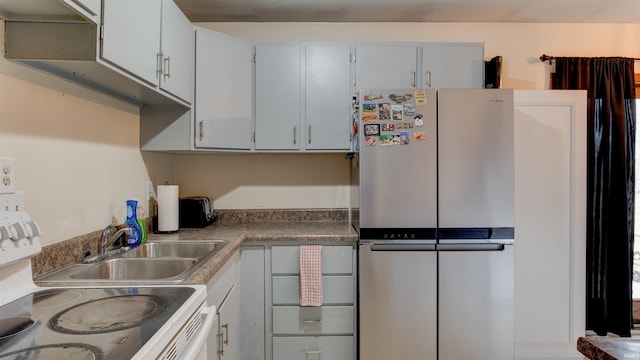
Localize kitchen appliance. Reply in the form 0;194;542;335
355;89;514;360
0;210;216;360
179;197;218;228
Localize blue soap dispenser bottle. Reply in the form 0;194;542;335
125;198;142;248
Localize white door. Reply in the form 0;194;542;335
159;0;194;103
254;44;302;150
217;285;240;360
101;0;160;86
304;44;352;150
194;27;253;150
355;44;418;90
513;90;586;360
422;43;484;89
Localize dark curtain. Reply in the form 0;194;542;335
552;57;636;336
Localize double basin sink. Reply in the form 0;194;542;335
35;240;227;283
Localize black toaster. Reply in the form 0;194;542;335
179;196;218;228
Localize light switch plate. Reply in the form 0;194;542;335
0;158;15;194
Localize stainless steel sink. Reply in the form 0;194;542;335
35;240;228;283
119;241;224;260
69;258;198;280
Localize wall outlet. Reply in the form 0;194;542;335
0;158;15;194
14;191;24;211
146;181;156;201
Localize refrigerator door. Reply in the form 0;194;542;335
359;243;437;360
438;89;514;229
359;89;438;230
438;244;514;360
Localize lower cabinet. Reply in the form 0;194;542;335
207;251;240;360
236;242;357;360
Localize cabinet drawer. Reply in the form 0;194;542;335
273;306;354;335
271;246;353;275
272;276;354;305
273;336;353;360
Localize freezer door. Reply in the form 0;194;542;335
438;89;515;228
359;243;437;360
359;89;438;229
438;244;514;360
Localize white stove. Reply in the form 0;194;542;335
0;211;215;360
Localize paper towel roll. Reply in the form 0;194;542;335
157;185;179;232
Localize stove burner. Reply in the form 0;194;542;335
49;295;166;334
0;317;36;340
24;290;82;309
0;343;103;360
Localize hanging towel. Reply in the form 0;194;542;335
299;244;323;307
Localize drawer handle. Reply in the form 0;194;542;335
303;319;322;324
304;349;322;359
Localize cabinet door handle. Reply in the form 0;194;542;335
164;56;171;80
304;349;322;359
293;126;297;145
199;120;204;141
217;332;225;356
156;53;163;77
411;71;416;88
308;126;312;144
426;70;432;88
222;323;230;345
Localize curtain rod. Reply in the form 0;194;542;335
540;54;640;62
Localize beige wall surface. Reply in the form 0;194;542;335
0;20;638;243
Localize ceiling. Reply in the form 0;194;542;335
174;0;640;23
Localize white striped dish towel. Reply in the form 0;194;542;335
299;244;323;307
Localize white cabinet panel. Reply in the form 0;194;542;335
63;0;101;22
101;0;161;86
514;90;586;360
271;246;353;275
272;276;354;305
305;44;352;150
254;44;302;150
194;27;253;150
159;0;194;102
273;336;353;360
355;44;418;90
272;306;354;335
422;43;484;89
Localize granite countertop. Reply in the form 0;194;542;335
149;221;358;285
578;336;640;359
32;209;358;286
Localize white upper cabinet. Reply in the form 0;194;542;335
101;0;193;103
62;0;101;23
194;27;253;150
254;44;303;150
355;44;418;90
254;43;353;151
102;0;161;86
421;43;484;89
159;0;194;102
305;44;352;150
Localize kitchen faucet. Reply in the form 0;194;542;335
83;224;131;263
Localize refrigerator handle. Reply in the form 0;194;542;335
437;243;506;251
369;244;436;251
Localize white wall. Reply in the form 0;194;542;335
0;20;638;243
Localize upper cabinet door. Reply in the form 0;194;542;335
62;0;101;23
101;0;161;86
355;44;418;90
194;27;253;150
159;0;194;103
254;44;302;150
305;44;352;150
422;43;484;89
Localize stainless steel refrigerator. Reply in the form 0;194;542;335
355;89;514;360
